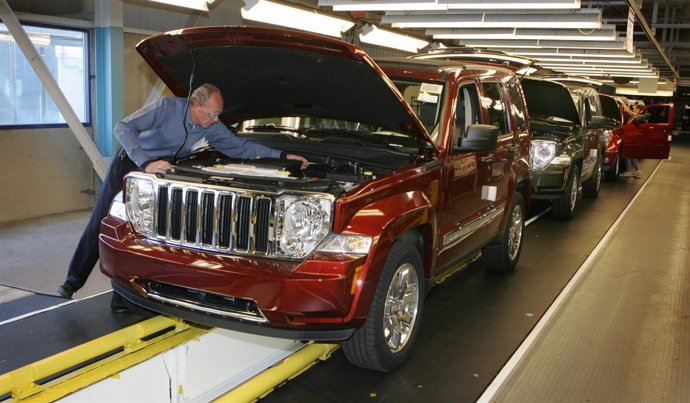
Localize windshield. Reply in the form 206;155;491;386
390;78;443;142
238;116;421;150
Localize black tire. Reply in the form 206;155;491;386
482;192;525;273
583;154;602;198
605;151;620;182
552;165;579;219
342;241;424;372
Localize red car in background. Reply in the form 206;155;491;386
616;103;675;160
599;94;674;180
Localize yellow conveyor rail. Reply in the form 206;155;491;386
0;316;209;402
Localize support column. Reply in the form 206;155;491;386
95;0;124;159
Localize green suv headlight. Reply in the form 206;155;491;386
530;140;557;170
276;195;333;259
125;176;155;236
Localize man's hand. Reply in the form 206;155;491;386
286;154;309;169
145;160;175;174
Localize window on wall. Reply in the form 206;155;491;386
0;23;89;127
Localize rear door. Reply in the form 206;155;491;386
621;103;674;159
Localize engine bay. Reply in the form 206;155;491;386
171;147;404;194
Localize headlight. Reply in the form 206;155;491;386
125;176;155;236
602;129;611;145
530;140;557;170
276;195;333;259
318;234;373;255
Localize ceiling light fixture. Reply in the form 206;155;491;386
382;9;601;29
504;49;638;58
537;62;651;70
319;0;581;11
428;26;616;41
147;0;215;11
241;0;355;38
457;39;626;49
359;24;430;53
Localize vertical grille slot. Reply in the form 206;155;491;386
148;181;281;257
218;194;233;249
156;186;168;236
185;190;199;243
170;188;183;240
235;196;252;251
254;198;272;254
201;192;215;246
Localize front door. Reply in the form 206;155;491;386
621;103;675;159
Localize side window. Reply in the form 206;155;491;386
507;80;527;133
645;105;670;124
481;82;510;136
453;83;480;150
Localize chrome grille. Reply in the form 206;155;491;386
154;184;274;255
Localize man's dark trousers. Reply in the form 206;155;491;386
64;148;137;291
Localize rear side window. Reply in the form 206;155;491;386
507;80;527;133
481;82;510;135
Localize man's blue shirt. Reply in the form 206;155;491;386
114;97;281;167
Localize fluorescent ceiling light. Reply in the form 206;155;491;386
504;49;637;58
428;26;616;41
382;9;601;29
533;56;644;64
241;0;355;38
147;0;213;11
321;0;446;11
320;0;581;11
537;62;651;70
359;24;430;53
457;39;626;49
616;87;673;97
555;69;657;76
444;0;581;9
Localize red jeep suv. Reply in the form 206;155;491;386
99;27;531;371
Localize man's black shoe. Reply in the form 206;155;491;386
110;292;130;313
57;283;74;299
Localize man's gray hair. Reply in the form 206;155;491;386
190;83;221;105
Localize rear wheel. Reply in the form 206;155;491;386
552;165;579;219
605;151;620;182
482;192;525;273
342;240;424;372
583;154;602;198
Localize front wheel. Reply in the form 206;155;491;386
342;241;424;372
482;192;525;273
552;165;580;219
605;151;620;182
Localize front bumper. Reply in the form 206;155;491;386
99;216;366;341
530;165;570;200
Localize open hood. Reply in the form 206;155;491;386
136;26;434;146
521;78;580;125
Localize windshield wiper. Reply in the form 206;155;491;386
244;124;304;137
307;128;396;148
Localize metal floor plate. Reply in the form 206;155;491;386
490;147;690;402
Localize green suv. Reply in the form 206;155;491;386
522;78;606;219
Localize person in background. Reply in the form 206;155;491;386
620;103;643;178
57;83;308;311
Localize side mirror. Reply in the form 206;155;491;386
458;124;499;152
588;115;609;129
633;114;647;124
